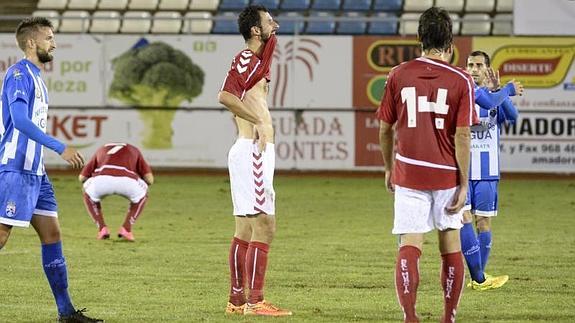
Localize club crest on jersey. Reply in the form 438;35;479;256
5;201;16;218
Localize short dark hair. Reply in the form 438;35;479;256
238;5;268;41
469;50;491;67
417;7;453;52
15;17;53;51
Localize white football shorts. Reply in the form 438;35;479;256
83;175;148;203
392;185;464;234
228;139;275;216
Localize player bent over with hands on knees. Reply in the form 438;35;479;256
0;17;102;322
460;51;523;291
377;7;477;323
217;5;291;317
79;143;154;242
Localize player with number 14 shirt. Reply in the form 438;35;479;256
377;57;477;190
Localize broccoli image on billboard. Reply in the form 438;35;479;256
109;39;204;149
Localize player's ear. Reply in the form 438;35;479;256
26;38;35;50
251;25;262;38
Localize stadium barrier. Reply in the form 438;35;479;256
0;33;573;173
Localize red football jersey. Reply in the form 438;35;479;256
80;143;152;180
376;57;476;190
220;49;271;100
220;36;277;100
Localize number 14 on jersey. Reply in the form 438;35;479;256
401;87;449;129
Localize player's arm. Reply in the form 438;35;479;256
143;173;154;185
498;97;519;125
375;69;397;193
379;121;395;193
78;153;98;183
9;99;65;154
447;76;474;214
218;91;272;152
480;82;518;109
135;150;154;185
218;91;265;125
454;126;471;187
9;100;84;168
445;126;471;214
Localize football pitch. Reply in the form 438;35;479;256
1;173;574;322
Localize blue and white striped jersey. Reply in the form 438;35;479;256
469;85;517;180
1;59;52;175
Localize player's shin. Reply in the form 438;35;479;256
42;241;75;316
460;223;485;283
83;193;106;230
441;252;464;323
395;246;421;323
229;237;249;306
246;241;269;304
123;195;148;232
478;231;492;271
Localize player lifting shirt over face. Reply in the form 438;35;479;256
217;5;291;317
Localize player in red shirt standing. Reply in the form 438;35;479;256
377;7;475;323
79;143;154;242
217;5;291;317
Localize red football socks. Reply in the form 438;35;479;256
441;251;464;323
246;241;270;304
228;237;249;306
82;193;105;230
122;195;148;231
395;245;421;323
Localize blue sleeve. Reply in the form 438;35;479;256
485;83;516;107
4;67;32;105
475;87;495;110
9;99;66;154
498;97;518;125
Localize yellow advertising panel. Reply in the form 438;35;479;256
473;37;575;90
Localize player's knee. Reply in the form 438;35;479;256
40;227;62;244
0;229;11;249
476;217;491;231
462;211;473;223
253;218;276;243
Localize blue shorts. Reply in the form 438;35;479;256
0;172;58;227
464;180;499;216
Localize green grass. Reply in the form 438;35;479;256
1;174;574;322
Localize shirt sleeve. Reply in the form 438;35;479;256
456;75;477;127
220;57;250;99
479;82;515;109
475;87;496;110
5;67;31;105
80;152;98;178
375;71;397;124
136;149;152;177
498;97;518;125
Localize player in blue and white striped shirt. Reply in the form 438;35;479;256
0;17;101;322
461;51;523;291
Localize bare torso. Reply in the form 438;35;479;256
235;78;274;142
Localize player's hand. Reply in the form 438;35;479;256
60;146;85;169
384;170;395;193
509;79;524;96
445;185;467;214
253;123;273;153
483;67;500;91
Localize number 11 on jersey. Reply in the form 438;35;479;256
401;87;450;129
